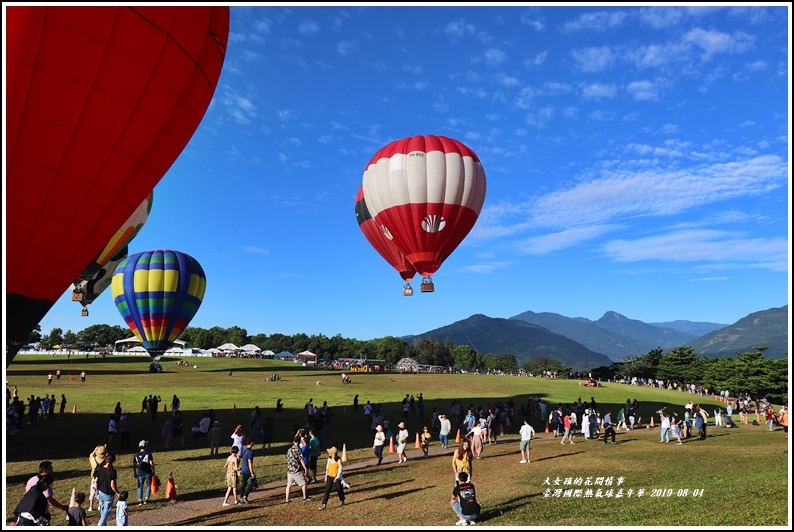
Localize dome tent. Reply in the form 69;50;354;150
395;358;419;371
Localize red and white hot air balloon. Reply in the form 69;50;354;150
361;135;486;292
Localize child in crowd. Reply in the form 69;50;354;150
67;489;87;526
116;491;129;526
420;426;433;458
87;477;98;512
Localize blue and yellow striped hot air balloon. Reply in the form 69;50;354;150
111;250;206;358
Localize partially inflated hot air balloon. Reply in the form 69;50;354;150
111;250;206;359
5;6;229;363
361;135;487;292
71;192;154;316
355;186;418;295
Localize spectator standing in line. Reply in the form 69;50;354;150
209;421;222;456
560;411;575;445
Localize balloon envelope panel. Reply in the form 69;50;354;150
355;187;416;282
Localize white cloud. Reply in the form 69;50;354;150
683;28;755;60
242;246;269;255
580;83;617;100
602;230;787;270
626;80;658;101
484;48;508;66
571;47;615;73
298;19;320;36
563;11;629;33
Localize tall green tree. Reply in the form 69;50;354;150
655;346;703;384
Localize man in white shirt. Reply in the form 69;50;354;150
518;419;536;463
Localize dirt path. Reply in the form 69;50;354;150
126;436;519;526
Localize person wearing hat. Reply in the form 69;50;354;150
318;446;345;510
439;414;452;449
88;444;108;511
373;424;386;465
132;440;156;504
396;421;410;463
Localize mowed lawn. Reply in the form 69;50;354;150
4;355;790;527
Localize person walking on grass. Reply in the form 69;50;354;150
560;411;575;444
396;421;410;463
284;437;312;504
318;446;345;510
222;446;241;507
452;440;474;484
519;418;535;463
373;424;386;465
660;412;671;443
239;438;257;503
602;411;617;445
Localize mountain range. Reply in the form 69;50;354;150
405;305;788;370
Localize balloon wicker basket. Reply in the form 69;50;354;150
81;309;89;317
402;284;414;296
420;280;435;293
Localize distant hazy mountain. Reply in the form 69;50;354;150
406;306;788;369
404;314;613;371
648;320;727;337
688;306;789;358
595;311;698;350
510;310;655;361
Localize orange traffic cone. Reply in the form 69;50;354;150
343;407;347;416
341;444;348;462
455;429;461;443
164;471;177;500
72;404;77;414
755;410;760;423
389;436;396;453
233;404;237;413
544;422;549;433
163;404;167;413
637;419;643;429
415;433;421;449
650;417;655;428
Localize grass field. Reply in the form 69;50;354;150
4;354;791;527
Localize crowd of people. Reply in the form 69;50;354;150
7;374;788;526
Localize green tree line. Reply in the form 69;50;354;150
35;325;787;401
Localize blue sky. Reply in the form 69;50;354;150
34;5;790;343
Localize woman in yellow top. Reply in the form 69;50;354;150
451;440;473;484
318;446;345;510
